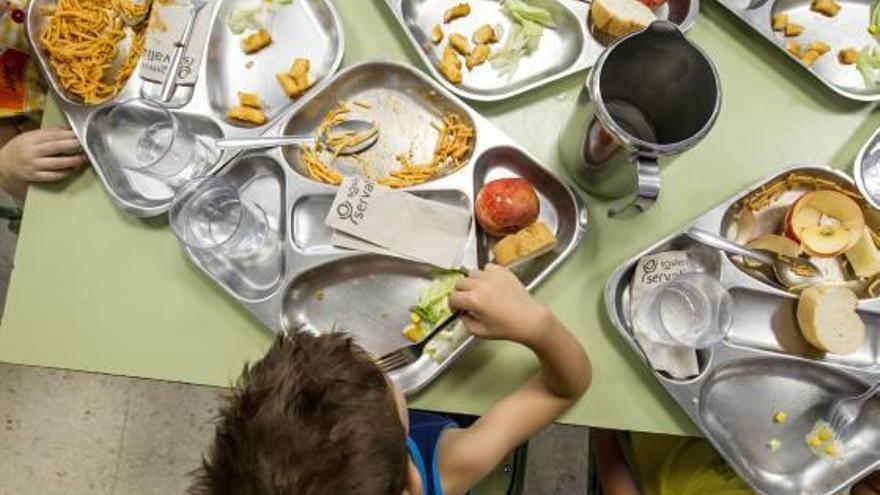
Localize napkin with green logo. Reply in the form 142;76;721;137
325;177;471;269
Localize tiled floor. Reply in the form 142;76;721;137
0;363;589;495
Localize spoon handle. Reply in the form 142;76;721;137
214;136;313;150
160;5;203;102
686;227;777;265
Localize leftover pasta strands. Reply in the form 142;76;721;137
40;0;148;104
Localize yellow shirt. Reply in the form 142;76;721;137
629;432;755;495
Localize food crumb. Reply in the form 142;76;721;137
773;411;788;424
245;60;255;69
314;289;324;301
767;438;781;452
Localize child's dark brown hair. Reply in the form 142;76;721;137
188;331;408;495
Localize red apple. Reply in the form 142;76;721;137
475;178;540;236
637;0;668;8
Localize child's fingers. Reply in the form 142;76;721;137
484;263;504;272
459;314;488;337
449;291;479;312
36;138;82;156
36;154;87;171
454;276;477;292
34;128;77;141
32;169;76;182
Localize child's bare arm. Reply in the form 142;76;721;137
438;265;591;495
591;429;643;495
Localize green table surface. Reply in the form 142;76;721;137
1;1;878;436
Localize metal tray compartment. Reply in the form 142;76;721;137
382;0;698;102
714;0;879;101
605;165;880;495
25;0;344;217
180;61;588;394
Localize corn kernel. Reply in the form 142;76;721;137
823;443;838;457
410;312;421;324
773;412;788;424
808;435;823;447
818;426;832;442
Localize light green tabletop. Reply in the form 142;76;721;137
1;1;878;436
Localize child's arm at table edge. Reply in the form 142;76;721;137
438;268;592;495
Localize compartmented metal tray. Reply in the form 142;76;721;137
382;0;699;102
182;61;588;394
714;0;880;101
605;165;880;495
26;0;344;217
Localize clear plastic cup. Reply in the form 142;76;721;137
169;177;269;258
633;273;733;349
103;98;204;185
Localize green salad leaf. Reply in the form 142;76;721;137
490;0;556;77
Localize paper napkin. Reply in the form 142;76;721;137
325;177;471;269
631;251;700;379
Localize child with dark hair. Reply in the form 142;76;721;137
190;264;592;495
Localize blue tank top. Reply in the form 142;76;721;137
406;411;460;495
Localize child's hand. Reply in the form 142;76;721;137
0;127;86;199
449;264;553;346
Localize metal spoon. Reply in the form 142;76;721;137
159;0;210;102
214;119;379;155
686;227;824;289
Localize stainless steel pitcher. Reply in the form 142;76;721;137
559;21;722;218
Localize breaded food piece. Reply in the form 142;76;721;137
226;105;267;125
472;24;498;44
785;23;804;36
807;41;830;55
289;58;311;88
466;44;491;70
449;33;470;55
237;92;261;109
438;46;463;84
786;41;802;56
443;3;470;23
772;13;788;31
492;222;558;266
811;0;841;17
800;49;822;66
277;73;304;97
839;48;858;64
431;24;444;44
242;30;272;54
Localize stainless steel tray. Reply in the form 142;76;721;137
382;0;699;102
25;0;344;217
854;125;880;209
182;61;588;394
605;165;880;495
713;0;880;101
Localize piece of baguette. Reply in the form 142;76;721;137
797;286;865;355
492;222;558;267
590;0;657;41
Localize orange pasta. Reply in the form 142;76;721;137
40;0;149;104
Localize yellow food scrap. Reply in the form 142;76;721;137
431;24;444;44
277;73;302;97
409;312;421;324
807;435;823;448
807;41;831;55
786;41;802;56
237;91;261;109
772;13;788;31
403;323;425;342
818;425;833;441
290;58;310;79
800;49;822;66
314;289;324;301
472;24;498;44
773;411;788;424
226;105;267;125
767;439;781;452
276;59;314;99
242;29;272;54
811;0;841;16
785;23;804;36
443;2;471;23
839;47;858;64
466;44;491;70
438;45;463;84
823;443;838;457
492;222;558;266
449;33;471;55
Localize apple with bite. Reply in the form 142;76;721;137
785;191;864;257
475;178;540;236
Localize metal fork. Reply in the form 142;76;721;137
829;380;880;437
374;311;461;373
159;0;210;102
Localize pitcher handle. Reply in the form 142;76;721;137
608;155;660;218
